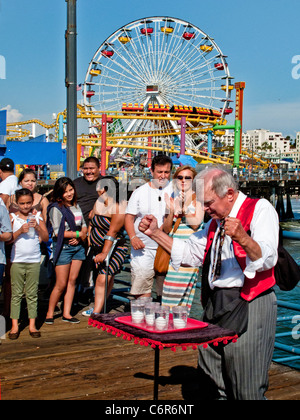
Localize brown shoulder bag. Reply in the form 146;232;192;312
153;216;182;275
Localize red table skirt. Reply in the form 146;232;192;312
88;313;238;351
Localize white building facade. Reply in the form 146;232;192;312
219;129;300;167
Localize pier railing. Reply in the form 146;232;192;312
236;168;300;182
273;300;300;364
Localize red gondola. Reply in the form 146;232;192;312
182;32;195;40
101;49;114;58
141;27;154;35
223;107;233;115
214;62;227;70
86;90;95;98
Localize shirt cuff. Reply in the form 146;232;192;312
170;238;185;271
244;257;265;279
244;242;277;279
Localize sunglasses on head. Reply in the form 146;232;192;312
176;175;192;180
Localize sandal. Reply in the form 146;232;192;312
29;331;41;338
8;330;20;340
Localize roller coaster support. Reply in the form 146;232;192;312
148;137;152;167
235;82;246;154
177;116;186;156
101;114;113;176
101;114;107;176
207;130;213;158
58;114;64;142
213;119;241;168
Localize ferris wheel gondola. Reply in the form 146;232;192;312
82;16;233;156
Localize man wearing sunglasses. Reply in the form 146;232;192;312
139;166;279;400
125;154;173;300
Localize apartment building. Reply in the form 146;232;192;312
220;129;300;167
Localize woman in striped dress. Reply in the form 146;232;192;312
162;166;204;314
88;176;128;315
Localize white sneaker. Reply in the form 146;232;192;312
82;307;94;317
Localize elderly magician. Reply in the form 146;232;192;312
138;166;279;400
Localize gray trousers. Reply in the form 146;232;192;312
198;291;277;400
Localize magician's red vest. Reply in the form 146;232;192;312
203;197;276;302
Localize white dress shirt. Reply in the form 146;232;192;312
170;192;279;290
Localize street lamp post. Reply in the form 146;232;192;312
65;0;77;180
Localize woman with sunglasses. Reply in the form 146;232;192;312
162;165;204;313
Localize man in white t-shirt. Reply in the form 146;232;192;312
125;154;173;299
0;158;19;206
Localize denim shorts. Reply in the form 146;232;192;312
53;241;86;266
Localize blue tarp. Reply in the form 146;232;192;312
171;155;180;164
26;134;46;143
1;141;66;171
178;154;198;167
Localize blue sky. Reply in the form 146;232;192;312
0;0;300;137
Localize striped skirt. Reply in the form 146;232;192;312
90;214;128;277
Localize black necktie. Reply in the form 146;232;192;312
212;219;225;281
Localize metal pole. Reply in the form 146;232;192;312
65;0;77;179
153;347;160;400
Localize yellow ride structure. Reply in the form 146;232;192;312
6;105;234;167
7;108;276;170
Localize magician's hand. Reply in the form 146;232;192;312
139;215;159;237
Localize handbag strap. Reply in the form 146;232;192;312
171;215;182;236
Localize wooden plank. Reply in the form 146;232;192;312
1;281;299;400
1;310;299;400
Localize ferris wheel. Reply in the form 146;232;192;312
82;16;233;156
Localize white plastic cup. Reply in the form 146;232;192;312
172;306;188;329
155;305;170;331
136;296;152;304
130;300;145;324
144;302;157;326
27;213;36;238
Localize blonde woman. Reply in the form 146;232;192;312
162;165;204;313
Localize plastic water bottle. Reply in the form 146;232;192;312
27;213;35;238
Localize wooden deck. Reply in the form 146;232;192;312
1;292;299;401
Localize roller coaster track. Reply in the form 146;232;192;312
7;118;56;132
240;149;276;169
76;106;234;165
6;112;66;141
5;106;236;166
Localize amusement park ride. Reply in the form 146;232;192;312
6;17;259;171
